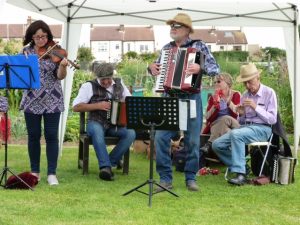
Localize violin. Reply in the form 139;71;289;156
38;40;80;70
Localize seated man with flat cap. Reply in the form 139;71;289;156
73;63;136;181
212;63;277;185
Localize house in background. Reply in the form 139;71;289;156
90;25;155;63
90;26;248;63
0;19;248;63
0;23;62;42
191;29;248;52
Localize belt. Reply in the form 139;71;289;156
243;121;272;127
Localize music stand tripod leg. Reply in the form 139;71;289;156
0;167;34;190
123;123;178;207
123;96;180;206
0;62;35;190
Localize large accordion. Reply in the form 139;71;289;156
155;47;205;93
272;156;296;185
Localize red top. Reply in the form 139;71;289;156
202;90;241;134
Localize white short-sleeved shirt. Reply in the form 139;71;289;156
72;78;131;107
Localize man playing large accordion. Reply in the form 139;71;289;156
148;13;219;192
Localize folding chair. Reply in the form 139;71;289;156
224;132;275;180
248;133;275;176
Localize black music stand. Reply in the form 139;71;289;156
123;96;179;207
0;55;39;190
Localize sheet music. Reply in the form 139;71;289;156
189;100;196;118
179;100;188;131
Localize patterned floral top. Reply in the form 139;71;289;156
19;46;64;114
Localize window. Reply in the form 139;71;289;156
233;46;242;51
116;44;120;50
127;43;131;51
220;46;224;51
140;44;149;52
140;45;144;52
98;43;108;52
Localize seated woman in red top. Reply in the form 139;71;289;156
200;73;241;153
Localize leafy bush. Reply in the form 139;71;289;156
10;112;27;140
77;46;95;70
263;47;286;60
213;51;249;62
64;112;80;142
0;39;22;55
65;70;93;142
123;51;138;59
117;58;149;87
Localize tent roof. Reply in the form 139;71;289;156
5;0;299;156
6;0;299;27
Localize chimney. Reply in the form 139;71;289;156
27;16;32;25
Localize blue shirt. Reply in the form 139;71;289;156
218;99;230;117
239;83;277;125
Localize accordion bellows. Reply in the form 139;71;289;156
155;47;205;93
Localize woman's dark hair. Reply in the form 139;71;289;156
23;20;54;46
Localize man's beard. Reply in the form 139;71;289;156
170;33;182;42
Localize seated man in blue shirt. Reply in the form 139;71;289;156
212;63;277;185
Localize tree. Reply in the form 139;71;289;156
262;47;286;60
77;46;95;70
0;39;22;55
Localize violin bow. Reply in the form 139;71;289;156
38;41;59;60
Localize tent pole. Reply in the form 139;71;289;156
293;5;299;159
59;7;71;155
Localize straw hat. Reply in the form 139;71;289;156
236;63;261;83
166;13;194;33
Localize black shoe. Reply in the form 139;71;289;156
99;167;114;181
116;160;123;170
228;173;247;186
200;142;211;154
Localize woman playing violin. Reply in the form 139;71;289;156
20;20;68;186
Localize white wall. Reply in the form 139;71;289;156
91;40;155;62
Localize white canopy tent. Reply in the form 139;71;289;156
3;0;299;157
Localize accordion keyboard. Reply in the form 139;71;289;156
154;49;170;92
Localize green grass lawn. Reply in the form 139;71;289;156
0;144;299;225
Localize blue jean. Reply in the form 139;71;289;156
155;93;202;183
24;112;60;175
212;124;272;174
87;120;136;169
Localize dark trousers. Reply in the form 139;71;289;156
24;112;60;175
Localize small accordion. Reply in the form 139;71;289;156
155;47;205;93
272;156;296;185
107;100;127;126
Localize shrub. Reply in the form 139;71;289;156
65;70;93;142
213;51;249;62
10;112;27;140
64;112;80;142
77;46;95;70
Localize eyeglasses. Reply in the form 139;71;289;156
170;24;184;29
32;35;48;41
214;80;222;84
